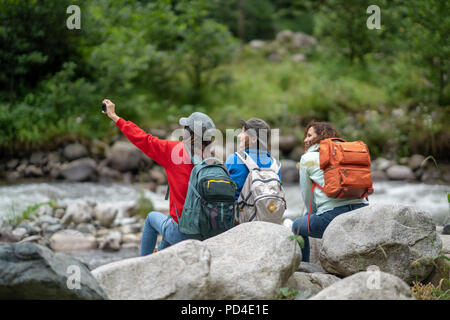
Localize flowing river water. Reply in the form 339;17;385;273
1;181;449;226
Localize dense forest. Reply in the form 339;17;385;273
0;0;449;160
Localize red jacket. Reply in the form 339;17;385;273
116;118;193;223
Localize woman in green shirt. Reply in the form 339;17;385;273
292;121;368;262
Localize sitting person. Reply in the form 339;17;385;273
225;118;283;223
225;118;280;198
292;120;368;262
102;99;215;256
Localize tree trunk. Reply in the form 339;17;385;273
237;0;245;44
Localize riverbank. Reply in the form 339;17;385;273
2;139;450;186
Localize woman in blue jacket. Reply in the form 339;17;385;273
225;118;281;200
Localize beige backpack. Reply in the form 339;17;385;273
235;151;286;224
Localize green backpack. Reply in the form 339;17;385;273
177;156;237;240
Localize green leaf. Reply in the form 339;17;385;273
288;235;305;249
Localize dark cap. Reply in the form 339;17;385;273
239;118;271;132
239;118;271;149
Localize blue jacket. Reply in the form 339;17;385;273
225;149;281;200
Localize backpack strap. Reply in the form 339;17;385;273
307;181;327;235
269;157;280;173
235;151;259;171
165;185;170;200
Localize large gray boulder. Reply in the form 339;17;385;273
310;271;414;300
203;221;301;299
319;204;442;284
91;221;301;300
0;242;107;299
284;271;340;292
60;157;97;181
386;165;416;180
63;143;88;161
106;141;142;172
92;240;211;300
50;230;97;251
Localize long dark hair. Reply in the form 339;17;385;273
303;120;341;150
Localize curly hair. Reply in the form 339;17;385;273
303;120;342;150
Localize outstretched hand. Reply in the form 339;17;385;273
102;99;119;122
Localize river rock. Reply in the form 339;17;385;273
386;165;416;180
43;224;63;235
63;143;88;161
276;30;294;44
94;204;118;228
408;154;425;171
24;165;43;177
29;152;46;165
441;234;450;254
6;159;19;170
310;271;414;300
60;157;97;182
62;201;94;225
319;204;442;283
444;224;450;235
297;262;325;273
98;231;122;252
50;230;97;251
279;135;299;153
76;223;97;235
92;240;211;300
5;171;21;182
106;141;142;172
371;157;395;171
12;228;28;240
203;221;301;299
249;40;266;50
285;272;340;293
90;139;110;158
38;215;60;225
309;237;323;265
280;159;300;184
371;170;388;181
283;271;340;300
292;32;317;50
0;242;107;299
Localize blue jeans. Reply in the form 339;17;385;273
140;211;188;256
292;203;368;262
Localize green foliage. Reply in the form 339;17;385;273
288;235;305;249
0;0;449;161
0;0;84;102
278;287;299;300
7;201;57;226
209;0;276;42
401;0;450;105
134;189;154;219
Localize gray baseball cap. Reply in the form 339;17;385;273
179;112;216;133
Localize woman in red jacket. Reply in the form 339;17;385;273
102;99;215;255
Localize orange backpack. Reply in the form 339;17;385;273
307;138;373;233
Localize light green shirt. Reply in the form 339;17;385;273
299;144;365;215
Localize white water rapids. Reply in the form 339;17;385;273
0;181;448;226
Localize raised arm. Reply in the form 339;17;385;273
102;99;176;167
